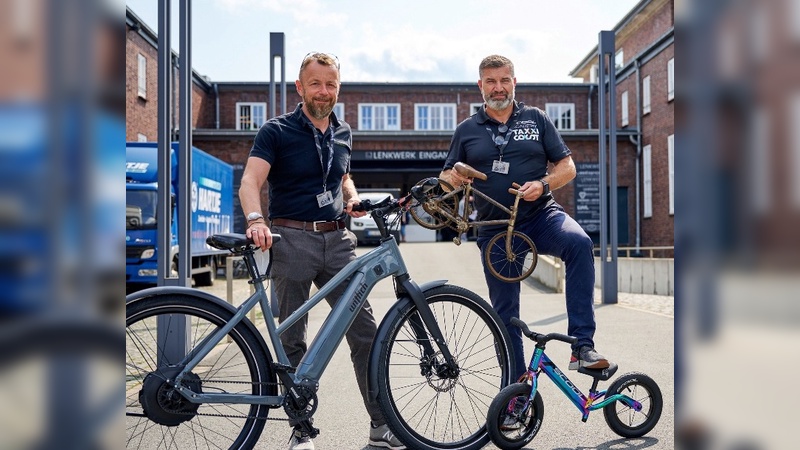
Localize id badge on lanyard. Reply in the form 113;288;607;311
313;125;336;208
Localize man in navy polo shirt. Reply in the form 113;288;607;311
239;52;405;450
440;54;612;380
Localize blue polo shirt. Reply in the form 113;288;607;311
249;103;352;222
444;101;571;233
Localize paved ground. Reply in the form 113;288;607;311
196;241;674;449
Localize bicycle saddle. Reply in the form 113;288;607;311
578;362;618;381
454;162;488;181
206;233;282;251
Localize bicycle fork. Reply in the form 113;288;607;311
394;274;459;376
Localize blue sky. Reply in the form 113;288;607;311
126;0;641;83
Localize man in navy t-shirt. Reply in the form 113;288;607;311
441;54;612;380
239;52;405;450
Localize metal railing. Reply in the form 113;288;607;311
593;246;674;258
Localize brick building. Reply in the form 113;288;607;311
126;0;673;250
571;0;675;249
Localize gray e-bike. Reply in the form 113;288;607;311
126;184;514;450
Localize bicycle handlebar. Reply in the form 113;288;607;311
510;317;577;346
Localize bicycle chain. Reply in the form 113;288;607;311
159;379;289;421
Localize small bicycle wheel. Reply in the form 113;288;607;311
486;383;544;450
126;294;275;449
603;372;663;438
409;178;457;230
484;231;538;282
375;284;514;450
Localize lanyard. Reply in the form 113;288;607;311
485;123;511;161
312;125;336;192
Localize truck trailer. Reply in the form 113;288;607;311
125;142;233;286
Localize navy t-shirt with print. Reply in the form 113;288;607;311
444;101;571;234
249;103;352;222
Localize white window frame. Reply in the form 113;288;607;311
615;49;624;70
668;135;674;215
414;103;457;131
643;144;652;218
333;103;345;121
590;64;599;83
137;53;147;99
137;133;147;142
358;103;401;131
642;75;651;115
621;91;629;127
470;103;483;115
668;58;674;101
545;103;576;131
236;102;267;131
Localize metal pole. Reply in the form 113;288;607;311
270;32;286;118
157;0;172;286
177;0;192;287
598;30;618;304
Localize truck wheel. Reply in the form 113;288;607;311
194;258;216;287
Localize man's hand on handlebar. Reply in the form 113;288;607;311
345;198;368;218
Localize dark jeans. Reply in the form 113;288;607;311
477;203;597;379
270;225;385;426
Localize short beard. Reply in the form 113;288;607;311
483;87;515;111
306;100;334;120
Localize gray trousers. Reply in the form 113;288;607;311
269;225;384;426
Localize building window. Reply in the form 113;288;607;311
358;103;400;131
236;102;266;131
590;64;599;83
545;103;575;131
667;58;674;101
643;144;652;218
642;76;651;115
333;103;344;121
137;133;147;142
621;91;629;127
668;135;674;215
470;103;483;115
415;104;456;131
615;49;624;71
137;53;147;99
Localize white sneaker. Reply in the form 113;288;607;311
288;429;314;450
368;423;406;449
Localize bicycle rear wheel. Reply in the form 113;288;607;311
603;372;663;438
484;231;538;282
375;285;513;450
126;294;275;450
409;178;457;230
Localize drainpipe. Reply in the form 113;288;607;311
587;84;594;129
632;59;643;255
214;82;220;129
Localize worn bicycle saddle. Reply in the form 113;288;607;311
454;162;488;181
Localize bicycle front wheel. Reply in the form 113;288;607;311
376;285;514;450
409;178;457;230
126;294;275;450
484;231;538;282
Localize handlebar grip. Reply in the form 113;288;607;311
510;317;532;335
351;199;372;212
547;333;578;345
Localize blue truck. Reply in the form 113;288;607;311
126;142;233;286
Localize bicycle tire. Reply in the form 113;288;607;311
375;284;514;450
409;178;457;230
484;231;538;282
126;294;275;450
486;383;544;450
602;372;663;438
